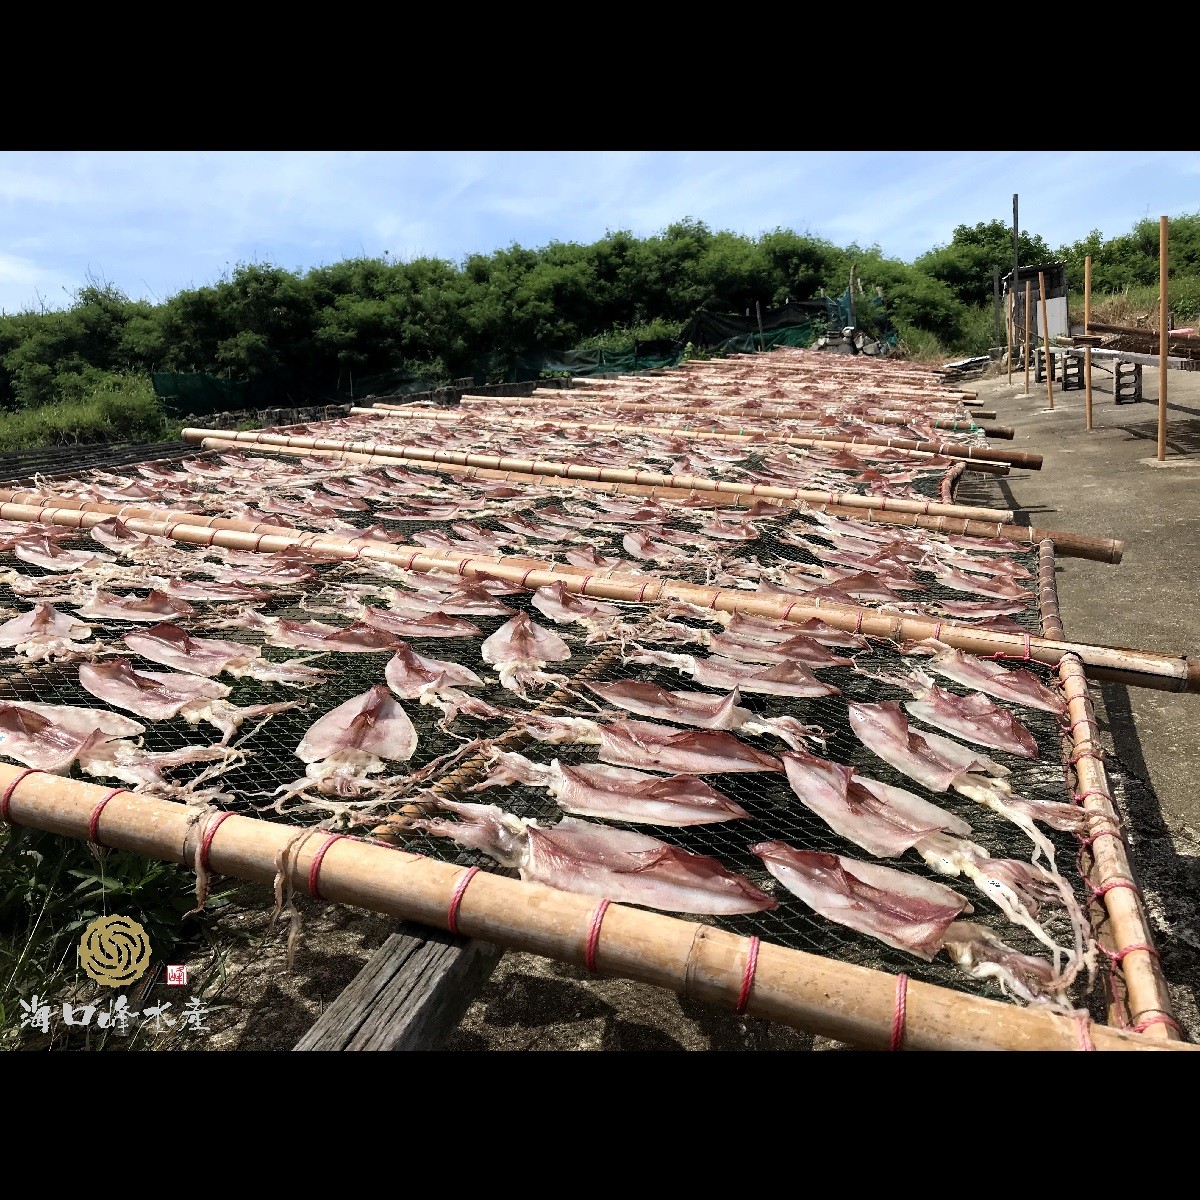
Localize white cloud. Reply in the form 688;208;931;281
0;149;1196;315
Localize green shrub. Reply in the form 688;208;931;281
0;372;167;451
0;826;216;1049
891;322;948;364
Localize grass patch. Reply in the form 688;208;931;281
0;375;169;452
0;826;225;1050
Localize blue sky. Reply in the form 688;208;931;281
1;150;1197;316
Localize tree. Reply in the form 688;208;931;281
916;220;1053;307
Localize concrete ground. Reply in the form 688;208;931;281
174;364;1200;1050
963;362;1200;1039
967;363;1200;831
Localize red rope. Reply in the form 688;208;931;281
456;557;473;576
1132;1012;1184;1037
1074;1014;1096;1050
1073;788;1111;807
199;811;234;872
637;581;651;602
782;602;797;620
584;899;610;973
520;568;535;589
1078;828;1125;852
307;834;344;899
889;973;908;1050
854;610;864;634
87;788;129;846
932;621;943;641
1069;746;1106;766
735;936;760;1015
0;768;42;825
1100;940;1160;965
708;590;722;610
987;631;1032;661
252;532;267;553
1066;715;1096;737
447;866;480;935
1090;877;1140;900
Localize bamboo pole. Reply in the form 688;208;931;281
1;496;1189;691
1159;216;1169;462
1039;270;1054;410
1057;656;1182;1039
179;429;1017;521
1085;254;1094;431
1024;279;1032;394
354;405;1038;471
1037;540;1065;641
183;441;1124;562
465;396;1017;440
0;765;1183;1051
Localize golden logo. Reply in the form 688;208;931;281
78;915;152;988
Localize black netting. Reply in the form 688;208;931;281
0;438;1099;1017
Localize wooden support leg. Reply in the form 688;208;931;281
292;922;503;1051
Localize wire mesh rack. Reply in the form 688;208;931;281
0;437;1100;1019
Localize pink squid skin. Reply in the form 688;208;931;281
361;609;485;639
705;630;853;669
628;647;841;699
481;613;572;668
296;684;418;765
469;751;749;826
722;613;870;650
903;680;1039;760
918;643;1067;716
846;700;1007;793
781;749;973;858
531;581;622;625
266;619;405;653
77;589;197;622
926;566;1033;602
0;603;92;650
0;701;144;772
582;680;748;729
415;800;776;915
384;644;485;697
751;842;972;960
123;623;257;677
516;713;783;775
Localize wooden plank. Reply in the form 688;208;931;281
293;922;503;1052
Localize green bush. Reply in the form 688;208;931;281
0;826;215;1049
0;372;168;451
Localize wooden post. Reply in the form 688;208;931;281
1039;270;1054;410
993;268;1002;351
1012;194;1020;301
756;300;766;353
1006;290;1014;384
1024;279;1032;394
1084;254;1094;431
1158;216;1169;461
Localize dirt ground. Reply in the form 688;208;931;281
126;356;1197;1055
